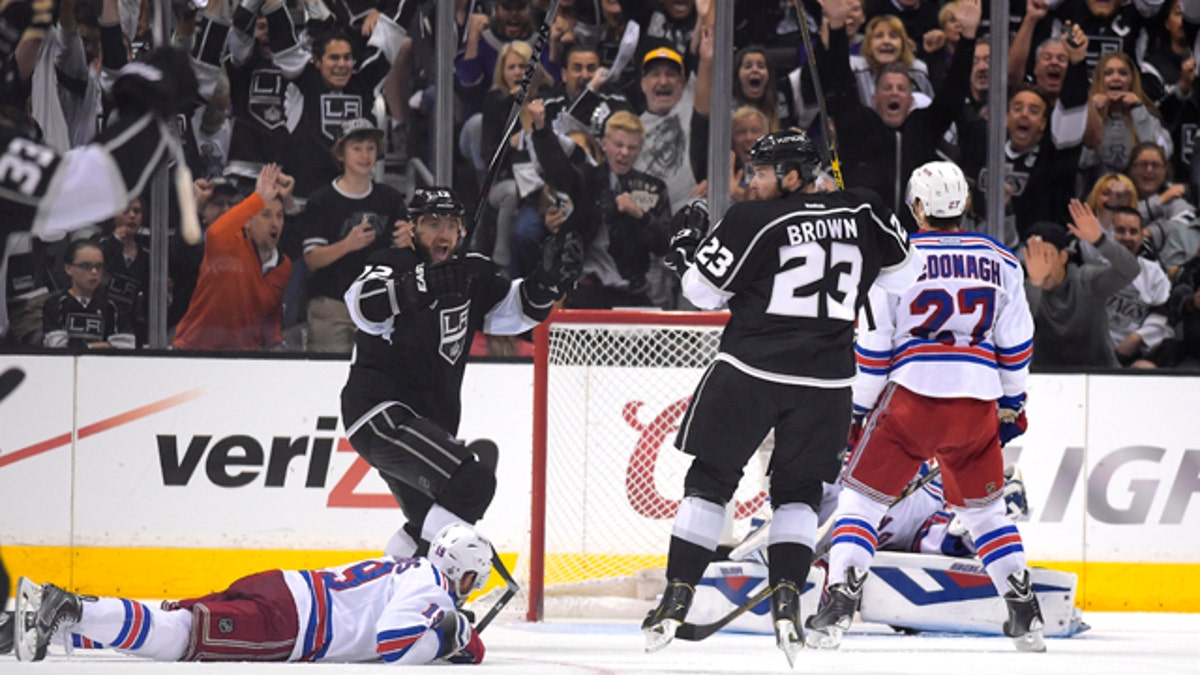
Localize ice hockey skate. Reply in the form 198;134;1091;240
804;567;866;649
642;581;694;653
0;610;14;655
14;577;83;662
770;580;804;667
1002;570;1046;652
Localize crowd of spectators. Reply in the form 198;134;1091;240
5;0;1200;369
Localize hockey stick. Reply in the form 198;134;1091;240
675;465;944;642
793;0;844;189
468;0;563;244
473;549;519;634
0;367;25;405
675;584;771;641
149;0;202;245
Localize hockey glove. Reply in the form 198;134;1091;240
845;404;870;456
997;393;1028;447
664;199;708;276
399;259;473;309
529;231;584;302
1002;465;1030;521
434;611;485;664
110;47;200;118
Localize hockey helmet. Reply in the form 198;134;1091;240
408;187;465;220
747;130;822;185
906;161;969;219
428;523;493;596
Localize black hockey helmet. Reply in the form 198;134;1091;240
408;186;465;220
747;130;822;187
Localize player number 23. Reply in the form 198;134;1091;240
767;241;862;320
695;236;735;276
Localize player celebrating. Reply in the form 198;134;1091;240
805;161;1044;652
13;523;492;664
341;187;581;559
0;47;198;336
643;130;923;664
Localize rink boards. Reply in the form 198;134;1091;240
0;353;1197;612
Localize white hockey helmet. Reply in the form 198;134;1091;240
428;522;493;595
906;161;970;219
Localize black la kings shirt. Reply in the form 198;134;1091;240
301;180;407;301
690;188;918;385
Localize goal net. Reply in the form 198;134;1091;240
513;309;774;621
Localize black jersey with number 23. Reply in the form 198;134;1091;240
690;187;918;385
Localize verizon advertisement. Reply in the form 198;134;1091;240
1;355;1198;567
0;355;534;553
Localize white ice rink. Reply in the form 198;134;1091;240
4;612;1198;674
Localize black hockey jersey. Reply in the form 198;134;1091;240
681;188;921;384
42;290;135;350
341;249;553;434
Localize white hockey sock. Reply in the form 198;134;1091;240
825;488;888;586
955;499;1028;593
385;527;419;558
75;597;191;661
421;503;465;543
671;496;725;551
768;502;818;549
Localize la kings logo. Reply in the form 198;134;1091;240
320;93;363;141
249;68;286;129
438;301;470;365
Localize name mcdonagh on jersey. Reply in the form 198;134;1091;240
916;253;1003;285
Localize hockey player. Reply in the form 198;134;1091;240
0;46;199;338
341;187;582;559
643;130;923;664
12;522;491;664
805;161;1044;652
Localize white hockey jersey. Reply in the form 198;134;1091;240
281;557;460;664
853;231;1033;411
1106;257;1173;350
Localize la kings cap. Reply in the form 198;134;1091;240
333;117;385;154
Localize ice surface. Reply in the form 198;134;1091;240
4;612;1198;674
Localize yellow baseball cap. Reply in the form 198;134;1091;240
642;46;684;72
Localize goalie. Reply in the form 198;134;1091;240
340;187;582;559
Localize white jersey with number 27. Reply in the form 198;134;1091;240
853;231;1034;412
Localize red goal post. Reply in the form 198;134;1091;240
526;309;773;621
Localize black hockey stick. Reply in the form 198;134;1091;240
0;367;25;405
675;465;943;642
468;0;563;245
473;549;520;634
794;0;844;189
675;584;772;641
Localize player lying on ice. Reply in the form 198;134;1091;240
10;523;492;665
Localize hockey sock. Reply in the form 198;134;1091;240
420;504;466;546
825;488;888;586
955;499;1028;593
74;598;191;661
665;496;724;584
767;502;818;586
385;527;419;559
